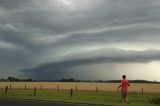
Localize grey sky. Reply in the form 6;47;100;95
0;0;160;80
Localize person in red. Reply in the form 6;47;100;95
118;75;130;104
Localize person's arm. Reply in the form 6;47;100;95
128;81;130;86
118;84;121;88
118;80;122;89
117;84;121;93
117;84;121;91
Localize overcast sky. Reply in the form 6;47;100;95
0;0;160;81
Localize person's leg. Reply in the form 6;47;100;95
121;91;124;103
125;94;129;104
124;91;129;104
121;91;126;103
126;96;128;101
121;96;124;103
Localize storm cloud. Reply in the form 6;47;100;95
0;0;160;80
22;49;160;80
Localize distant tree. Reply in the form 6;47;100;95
61;78;75;82
25;78;33;82
6;76;33;82
7;76;19;81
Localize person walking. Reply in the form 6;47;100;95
118;75;130;104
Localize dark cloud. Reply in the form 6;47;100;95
0;0;160;80
0;0;32;9
22;49;160;80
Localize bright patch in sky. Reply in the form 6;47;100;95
61;0;74;6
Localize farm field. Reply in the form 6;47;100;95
0;82;160;106
0;89;160;106
0;82;160;94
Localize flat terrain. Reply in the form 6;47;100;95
0;82;160;93
0;89;160;106
0;82;160;106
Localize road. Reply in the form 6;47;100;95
0;99;112;106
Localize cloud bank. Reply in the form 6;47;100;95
22;49;160;80
0;0;160;80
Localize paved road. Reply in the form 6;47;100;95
0;99;112;106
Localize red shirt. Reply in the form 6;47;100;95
121;79;129;91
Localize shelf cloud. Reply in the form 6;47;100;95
22;49;160;80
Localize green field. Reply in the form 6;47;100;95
0;89;160;106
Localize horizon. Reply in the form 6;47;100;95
1;76;160;83
1;0;160;81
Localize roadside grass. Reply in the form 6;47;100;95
0;89;160;106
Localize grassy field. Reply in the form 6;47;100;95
0;89;160;106
0;82;160;106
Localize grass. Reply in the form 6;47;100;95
149;98;160;105
0;89;160;106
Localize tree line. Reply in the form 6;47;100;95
0;76;33;82
0;76;160;84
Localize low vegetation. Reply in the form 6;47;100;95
0;82;160;106
0;89;160;106
149;98;160;105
